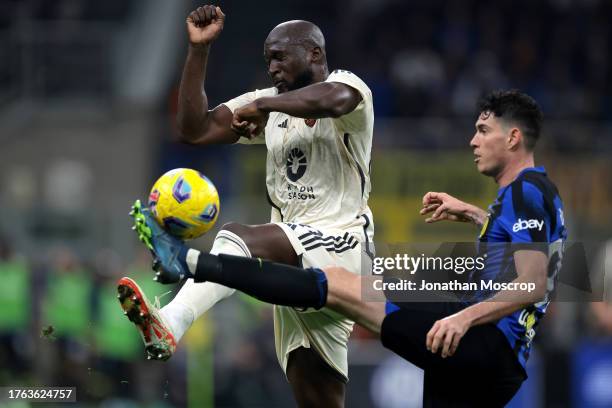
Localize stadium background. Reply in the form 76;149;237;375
0;0;611;406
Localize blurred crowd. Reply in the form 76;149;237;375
2;0;611;122
318;0;612;119
0;237;188;406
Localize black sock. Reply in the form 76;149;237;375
193;253;328;310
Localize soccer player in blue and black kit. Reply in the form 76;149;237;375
128;90;566;407
411;89;568;405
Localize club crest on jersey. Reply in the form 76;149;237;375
286;148;307;182
478;215;490;239
304;118;316;127
172;176;192;203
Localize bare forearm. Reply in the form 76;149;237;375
461;300;528;328
177;45;212;138
461;268;546;326
462;203;488;228
255;82;359;119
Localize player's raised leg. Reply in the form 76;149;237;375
119;200;296;360
156;221;298;343
322;266;386;335
133;203;385;335
129;203;349;407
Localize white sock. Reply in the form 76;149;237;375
160;230;251;342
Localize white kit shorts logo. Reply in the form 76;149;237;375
512;218;544;233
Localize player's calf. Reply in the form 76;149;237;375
324;266;386;335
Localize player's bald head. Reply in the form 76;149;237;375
265;20;326;51
263;20;328;93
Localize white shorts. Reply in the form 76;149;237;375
273;222;373;382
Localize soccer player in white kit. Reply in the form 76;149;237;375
118;5;374;406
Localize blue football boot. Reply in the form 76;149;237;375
130;199;193;284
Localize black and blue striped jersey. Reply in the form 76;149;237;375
471;166;567;369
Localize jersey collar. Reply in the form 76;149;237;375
496;166;546;196
517;166;546;176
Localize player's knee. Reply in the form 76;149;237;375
219;222;252;242
219;221;247;241
219;221;244;235
219;222;258;253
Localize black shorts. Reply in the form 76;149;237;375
380;302;527;407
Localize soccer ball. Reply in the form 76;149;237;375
147;168;220;240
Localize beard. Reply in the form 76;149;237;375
288;68;315;91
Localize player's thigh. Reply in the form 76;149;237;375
379;303;465;370
324;266;386;335
220;222;297;265
286;347;345;408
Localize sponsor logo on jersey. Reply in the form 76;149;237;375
278;119;288;128
512;218;544;233
286;147;307;182
304;118;316;127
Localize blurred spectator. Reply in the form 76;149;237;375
588;240;612;336
40;246;92;390
0;236;32;382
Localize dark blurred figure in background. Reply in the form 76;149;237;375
0;236;33;384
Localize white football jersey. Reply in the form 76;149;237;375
223;70;374;238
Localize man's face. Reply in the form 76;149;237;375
470;112;510;178
264;40;313;94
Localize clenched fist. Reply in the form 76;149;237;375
186;5;225;46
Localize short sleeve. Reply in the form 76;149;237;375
326;70;373;133
270;206;282;223
222;87;277;145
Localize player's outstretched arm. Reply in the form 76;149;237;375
232;82;362;137
177;5;239;145
420;192;488;227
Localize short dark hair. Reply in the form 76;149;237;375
477;90;543;150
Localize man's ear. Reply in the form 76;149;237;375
309;46;323;63
507;127;522;151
